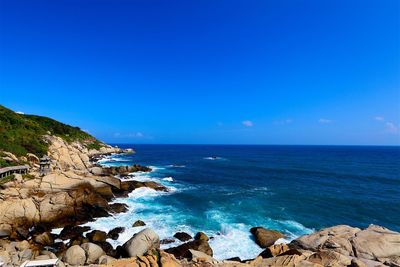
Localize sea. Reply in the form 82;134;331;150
84;145;400;260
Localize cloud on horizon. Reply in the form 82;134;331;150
319;118;332;124
242;120;254;127
113;132;145;138
274;119;293;125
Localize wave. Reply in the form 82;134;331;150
162;177;174;182
166;164;186;168
204;156;225;160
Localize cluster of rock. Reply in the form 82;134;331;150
90;164;152;177
1;134;400;267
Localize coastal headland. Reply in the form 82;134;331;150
0;105;399;267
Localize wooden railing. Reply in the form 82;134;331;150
0;165;30;179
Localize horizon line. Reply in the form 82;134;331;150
107;143;400;147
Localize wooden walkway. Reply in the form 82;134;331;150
0;165;29;179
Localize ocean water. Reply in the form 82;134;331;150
86;145;400;260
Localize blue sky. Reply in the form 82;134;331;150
1;0;399;145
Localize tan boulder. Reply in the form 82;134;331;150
291;225;361;256
2;151;18;162
98;255;116;265
306;250;352;267
189;249;218;264
159;250;180;267
81;242;105;264
63;245;86;266
26;153;39;164
122;228;160;257
351;225;400;264
259;243;290;258
250;227;284;248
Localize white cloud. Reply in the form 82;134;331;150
242;120;253;127
114;132;145;138
385;122;399;134
15;111;24;114
274;119;293;125
319;118;332;124
374;116;385;121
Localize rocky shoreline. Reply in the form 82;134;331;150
0;136;399;266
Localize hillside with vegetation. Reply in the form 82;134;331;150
0;104;102;159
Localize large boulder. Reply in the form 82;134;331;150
122;228;160;257
351;225;400;264
81;242;105;264
291;225;361;256
63;245;86;266
250;227;284;248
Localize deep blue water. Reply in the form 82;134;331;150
86;145;400;259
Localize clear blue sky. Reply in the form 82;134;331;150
1;0;399;145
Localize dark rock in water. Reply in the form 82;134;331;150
119;181;168;193
59;225;91;240
109;203;128;214
174;232;192;242
102;164;152;176
161;238;176;245
87;230;107;243
165;239;213;259
108;227;125;240
226;257;241;262
194;232;209;242
132;220;146;227
250;227;284;248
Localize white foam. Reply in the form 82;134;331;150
167;164;186;168
162;177;174;182
209;223;264;260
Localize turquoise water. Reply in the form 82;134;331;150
85;145;400;259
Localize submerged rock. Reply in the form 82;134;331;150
165;232;213;259
108;227;125;240
174;232;192;242
132;220;146;227
86;230;107;243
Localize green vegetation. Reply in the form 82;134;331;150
22;173;36;180
0;105;104;157
0;174;15;185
